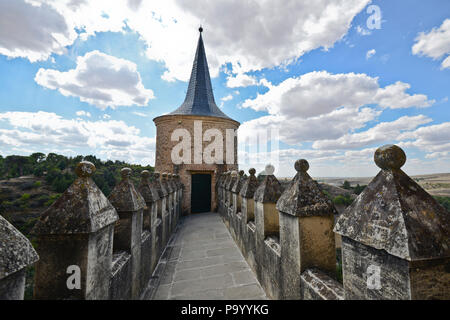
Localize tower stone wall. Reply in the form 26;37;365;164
154;114;239;214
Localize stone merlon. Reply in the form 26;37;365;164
162;173;173;194
253;165;282;203
223;171;231;189
276;159;337;217
153;172;167;198
334;144;450;261
240;168;259;199
227;171;238;191
109;168;146;212
232;170;246;194
139;170;160;203
0;214;39;279
32;161;119;235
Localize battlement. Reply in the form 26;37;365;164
1;144;449;300
0;163;183;300
218;144;450;300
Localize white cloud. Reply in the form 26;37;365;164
0;0;76;62
221;94;233;102
76;110;91;117
412;18;450;69
132;111;148;117
238;71;435;153
313;115;432;150
398;122;450;153
226;73;257;88
441;56;450;69
170;0;371;80
356;25;371;36
238;107;380;146
366;49;376;59
35;50;154;109
242;71;433;118
0;111;155;165
374;81;434;109
425;151;450;159
0;0;371;82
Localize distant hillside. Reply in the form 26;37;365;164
318;174;450;211
318;173;450;197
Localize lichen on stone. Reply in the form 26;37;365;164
240;168;259;199
152;172;168;198
108;167;146;212
138;170;160;204
0;215;39;279
254;166;282;203
276;159;337;217
232;170;246;193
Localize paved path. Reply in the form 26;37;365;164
153;212;267;300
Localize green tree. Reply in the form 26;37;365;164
434;196;450;211
354;184;366;195
4;155;31;177
33;165;45;177
342;180;351;190
57;159;67;170
30;152;46;164
333;194;353;207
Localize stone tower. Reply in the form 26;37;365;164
153;28;240;215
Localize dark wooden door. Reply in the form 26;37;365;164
191;174;211;213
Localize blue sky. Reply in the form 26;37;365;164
0;0;449;177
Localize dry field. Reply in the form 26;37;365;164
316;173;450;197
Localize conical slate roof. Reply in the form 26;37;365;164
169;29;231;119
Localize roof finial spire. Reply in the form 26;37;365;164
166;24;234;120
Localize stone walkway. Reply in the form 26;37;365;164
153;212;267;300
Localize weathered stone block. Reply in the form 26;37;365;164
154;218;162;268
260;237;281;299
0;269;26;300
300;268;344;300
244;222;257;275
34;226;114;300
0;214;38;300
341;237;450;300
140;230;152;295
110;251;132;300
342;237;410;300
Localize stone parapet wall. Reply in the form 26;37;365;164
218;145;450;300
0;162;183;300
